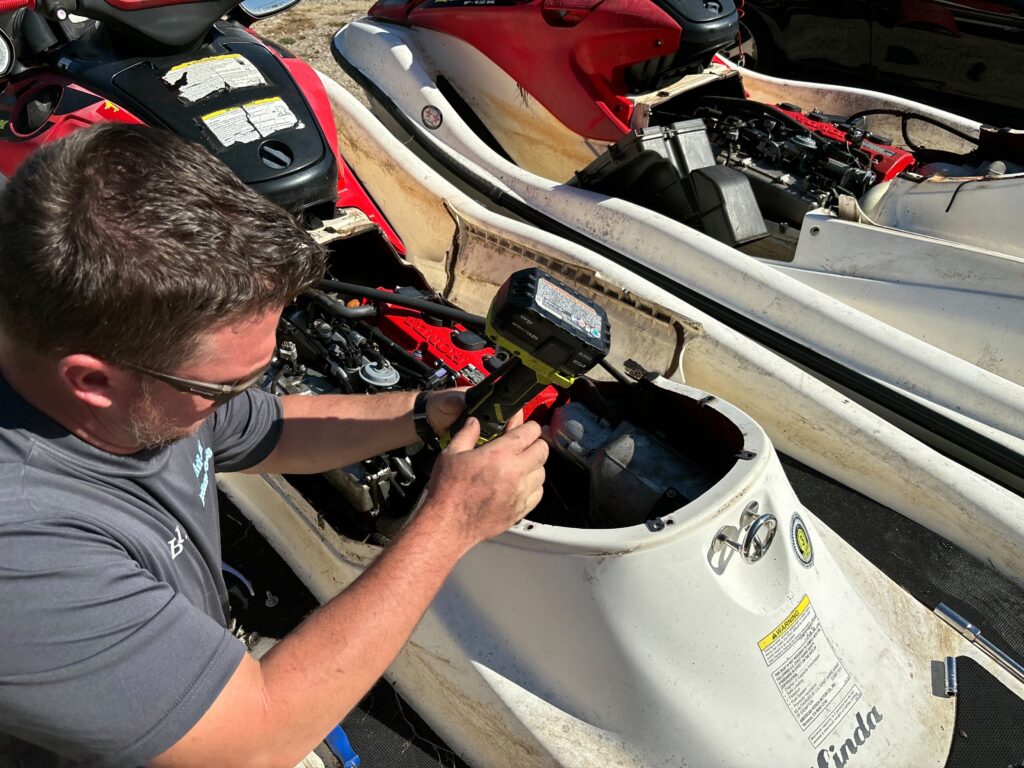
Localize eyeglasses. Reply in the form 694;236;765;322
121;362;265;406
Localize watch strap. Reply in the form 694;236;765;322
413;390;440;451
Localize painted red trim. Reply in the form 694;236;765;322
101;0;206;11
0;78;143;178
370;0;681;142
0;0;33;12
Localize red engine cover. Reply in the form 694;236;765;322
369;296;559;421
776;106;917;182
369;0;682;142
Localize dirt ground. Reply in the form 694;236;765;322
252;1;372;104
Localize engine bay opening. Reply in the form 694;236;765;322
526;378;745;530
572;72;1023;260
265;239;748;540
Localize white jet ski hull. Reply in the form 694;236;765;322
331;20;1024;460
220;377;1018;767
210;74;1024;768
312;74;1024;588
335;21;1024;390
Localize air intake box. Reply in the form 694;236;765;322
572;120;767;246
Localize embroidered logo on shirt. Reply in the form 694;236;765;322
168;525;188;559
192;438;214;505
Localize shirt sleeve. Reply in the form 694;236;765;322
209;387;283;472
0;516;246;767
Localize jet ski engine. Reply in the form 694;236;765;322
264;278;726;535
693;97;917;225
571;98;923;241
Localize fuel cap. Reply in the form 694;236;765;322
259;140;294;170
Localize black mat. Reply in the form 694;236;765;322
945;657;1024;768
339;680;469;768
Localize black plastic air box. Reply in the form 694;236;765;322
690;165;766;245
572;120;766;246
572;150;692;224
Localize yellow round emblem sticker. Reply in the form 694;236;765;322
791;514;814;567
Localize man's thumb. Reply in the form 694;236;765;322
446;417;481;453
437;390;468;415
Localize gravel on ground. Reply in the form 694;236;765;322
252;0;370;104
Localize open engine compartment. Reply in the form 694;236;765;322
572;69;1024;256
261;236;744;539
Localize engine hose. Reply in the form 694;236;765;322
598;358;634;387
319;279;485;329
843;108;979;148
327;363;356;394
302;289;379;319
391;455;416;485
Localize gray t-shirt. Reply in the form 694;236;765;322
0;375;283;767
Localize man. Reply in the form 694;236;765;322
0;124;548;766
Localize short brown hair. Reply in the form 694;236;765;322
0;124;326;370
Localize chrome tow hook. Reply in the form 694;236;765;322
713;501;777;564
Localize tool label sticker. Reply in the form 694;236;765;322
201;97;303;148
163;54;266;103
758;596;861;746
536;278;602;338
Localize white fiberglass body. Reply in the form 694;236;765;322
215;76;1024;768
222;381;1017;768
330;20;1024;454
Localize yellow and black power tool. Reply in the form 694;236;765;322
449;268;611;445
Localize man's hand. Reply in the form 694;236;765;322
426;387;529;437
419;416;548;550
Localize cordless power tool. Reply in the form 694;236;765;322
449;268;611;445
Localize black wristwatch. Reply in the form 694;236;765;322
413;391;441;451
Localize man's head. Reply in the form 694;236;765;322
0;124;327;450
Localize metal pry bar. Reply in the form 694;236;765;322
935;603;1024;685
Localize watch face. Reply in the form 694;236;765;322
0;30;12;78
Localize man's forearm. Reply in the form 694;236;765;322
151;420;547;768
246;391;418;475
151;507;472;768
252;508;470;764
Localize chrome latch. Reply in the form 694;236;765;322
713;501;777;564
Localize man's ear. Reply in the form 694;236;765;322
57;355;131;409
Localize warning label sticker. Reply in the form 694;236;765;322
758;596;862;746
163;54;266;103
200;97;303;148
